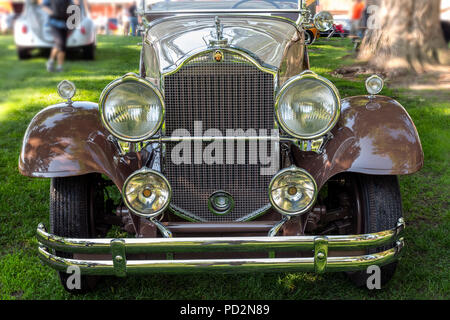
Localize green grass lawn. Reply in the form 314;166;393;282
0;35;448;300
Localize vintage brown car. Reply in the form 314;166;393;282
19;0;423;292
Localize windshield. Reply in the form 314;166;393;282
142;0;302;13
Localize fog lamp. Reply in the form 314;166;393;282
122;168;171;218
269;167;317;216
365;75;384;95
57;80;76;101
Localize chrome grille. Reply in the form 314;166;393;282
164;51;276;221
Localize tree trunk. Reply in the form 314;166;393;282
358;0;449;75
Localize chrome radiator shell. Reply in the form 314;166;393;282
163;50;277;222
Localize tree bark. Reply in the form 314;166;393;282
358;0;449;74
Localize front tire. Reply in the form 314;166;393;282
82;44;95;60
346;174;403;287
50;174;101;293
304;30;315;45
17;47;31;60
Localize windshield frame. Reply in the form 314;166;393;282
140;0;303;15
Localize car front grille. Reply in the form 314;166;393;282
163;50;276;221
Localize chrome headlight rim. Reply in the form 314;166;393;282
99;73;165;142
365;74;384;95
268;166;318;216
313;11;334;32
275;71;341;140
122;168;172;218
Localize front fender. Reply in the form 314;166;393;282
18;101;140;190
294;95;424;189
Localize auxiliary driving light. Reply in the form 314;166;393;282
57;80;76;101
269;167;318;216
365;75;384;95
122;168;171;218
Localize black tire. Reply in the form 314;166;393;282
50;174;100;293
17;47;31;60
304;30;315;45
82;44;95;60
347;174;402;288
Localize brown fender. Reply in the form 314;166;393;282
293;95;424;189
18;101;140;190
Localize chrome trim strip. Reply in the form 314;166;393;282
168;204;207;222
144;136;327;153
151;218;173;238
162;47;278;78
37;239;404;275
149;136;294;142
268;215;290;237
169;203;273;223
235;204;273;222
144;14;303;32
36;218;405;254
144;9;302;15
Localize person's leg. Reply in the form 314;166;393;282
47;27;61;71
55;28;68;72
130;17;137;36
57;51;65;67
50;47;58;60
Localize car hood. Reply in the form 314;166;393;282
144;15;304;82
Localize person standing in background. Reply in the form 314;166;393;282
42;0;78;72
350;0;365;39
121;4;130;36
128;1;138;36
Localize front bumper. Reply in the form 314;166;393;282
36;218;405;276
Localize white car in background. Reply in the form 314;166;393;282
14;0;96;59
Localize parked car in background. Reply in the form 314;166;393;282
0;11;13;34
19;0;422;293
14;0;96;59
320;14;350;38
106;17;119;35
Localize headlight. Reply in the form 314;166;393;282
314;11;334;32
99;73;164;142
276;72;340;140
57;80;76;101
269;167;317;216
123;168;171;218
365;75;384;95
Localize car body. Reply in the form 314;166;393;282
19;0;423;292
14;0;96;59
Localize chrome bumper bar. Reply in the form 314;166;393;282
36;218;405;276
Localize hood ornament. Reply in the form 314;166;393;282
215;16;223;41
207;16;228;47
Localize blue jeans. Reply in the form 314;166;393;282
130;17;138;36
